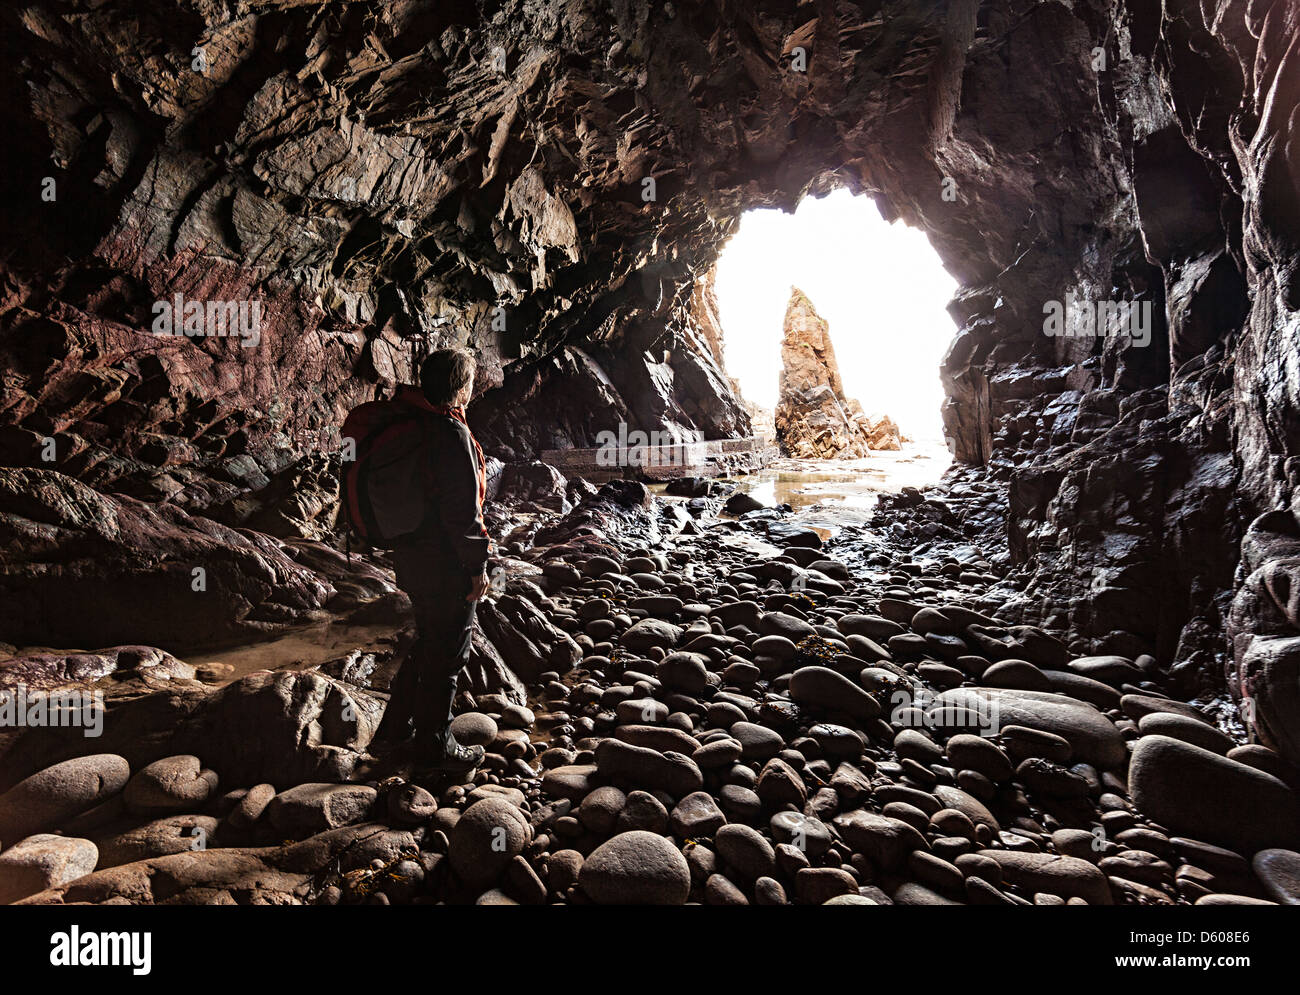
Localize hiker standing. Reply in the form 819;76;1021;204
342;348;491;772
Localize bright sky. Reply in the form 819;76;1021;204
714;188;958;441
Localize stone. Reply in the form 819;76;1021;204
759;612;817;642
542;765;598;802
770;811;834;857
123;755;218;816
1129;736;1300;853
832;810;928;871
0;835;99;904
616;791;670;835
595;739;704;798
729;722;786;761
795;867;858;904
228;783;276;829
981;659;1051;692
0;755;131;842
981;851;1113;905
448;798;533;889
789;666;881;719
656;652;710;695
1250;849;1300;905
930;688;1126;768
267;784;377;837
622;619;683;653
450;712;498;747
714;824;777;881
669;791;726;840
1137;712;1234;754
386;783;437;826
577;786;627;835
755;757;808;809
579;831;690;905
97;816;220;867
945;734;1013;781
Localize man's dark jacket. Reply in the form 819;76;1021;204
390;385;490;578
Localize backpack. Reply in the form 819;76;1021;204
338;399;437;548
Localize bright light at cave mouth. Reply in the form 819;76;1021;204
715;187;959;446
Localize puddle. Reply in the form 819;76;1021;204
186;621;399;684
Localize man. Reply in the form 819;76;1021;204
373;348;491;772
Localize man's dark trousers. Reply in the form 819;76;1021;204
383;539;475;745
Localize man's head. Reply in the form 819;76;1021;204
420;348;476;408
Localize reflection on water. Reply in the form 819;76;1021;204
724;441;951;512
186;622;398;684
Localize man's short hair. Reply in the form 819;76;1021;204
420;348;476;406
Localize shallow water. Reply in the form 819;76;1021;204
724;442;951;512
185;621;398;684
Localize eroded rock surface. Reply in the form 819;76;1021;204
775;288;903;459
1;0;1300;906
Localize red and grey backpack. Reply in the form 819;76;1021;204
338;394;437;549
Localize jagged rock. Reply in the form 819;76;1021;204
0;645;192;693
0;468;342;652
774;288;902;458
496;461;571;513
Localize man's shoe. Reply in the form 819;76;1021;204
370;712;416;750
366;731;417;760
420;731;485;773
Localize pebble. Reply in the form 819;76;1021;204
577;785;626;835
615;790;670;835
669;791;726;840
945;734;1012;781
715;823;777;880
931;688;1127;768
729;721;785;761
1137;712;1233;753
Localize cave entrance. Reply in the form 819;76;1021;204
714;187;957;492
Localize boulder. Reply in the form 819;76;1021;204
579;831;690;905
0;754;130;842
0;834;99;904
1128;735;1300;853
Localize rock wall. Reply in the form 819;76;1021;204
775;287;902;458
1;1;1299;747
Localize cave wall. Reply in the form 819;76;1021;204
2;1;1300;714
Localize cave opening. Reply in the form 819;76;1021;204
714;187;957;489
